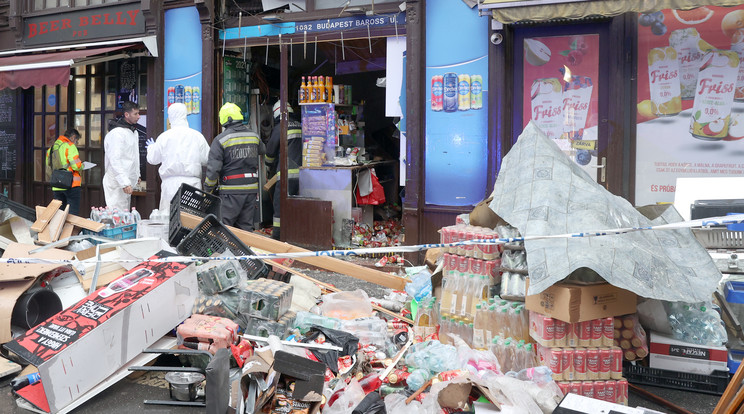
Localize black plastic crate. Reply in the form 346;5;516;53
177;214;269;280
0;194;36;222
623;363;729;395
169;184;221;247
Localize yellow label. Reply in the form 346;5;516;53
571;140;597;150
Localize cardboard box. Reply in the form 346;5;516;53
4;252;198;413
649;331;728;375
525;281;637;323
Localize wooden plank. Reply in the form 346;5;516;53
9;217;34;244
38;205;68;244
57;223;74;247
64;213;104;232
0;355;21;378
181;212;407;290
30;200;62;233
714;359;744;414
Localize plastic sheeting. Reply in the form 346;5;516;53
489;122;721;302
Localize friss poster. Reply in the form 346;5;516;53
636;5;744;205
522;34;600;177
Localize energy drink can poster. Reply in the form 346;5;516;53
164;7;202;131
425;0;489;206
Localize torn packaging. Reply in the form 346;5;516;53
4;251;198;414
489;122;721;302
302;326;359;375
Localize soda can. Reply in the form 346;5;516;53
610;347;623;379
388;319;408;330
605;381;616;403
573;348;587;380
690;49;739;140
338;355;353;372
543;316;555;346
557;382;570;396
617;379;628;405
568;381;582;395
175;84;185;104
440;226;450;246
192;86;201;114
549;348;563;381
167;87;175;107
479;230;497;260
579;320;592;347
553;320;567;347
464;230;476;256
567;322;577;347
594;381;606;401
591;319;603;347
431;75;444;111
438;369;467;382
562;348;574;381
469;258;484;277
586;348;600;380
458;74;471;111
581;381;594;399
184;86;192;114
470;74;483;110
457;254;469;276
447;254;459;277
599;348;612;380
602;317;615;347
387;369;410;385
443;72;458;112
379;384;405;397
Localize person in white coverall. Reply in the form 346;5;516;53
103;101;141;211
146;103;210;214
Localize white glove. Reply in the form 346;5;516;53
146;138;155;148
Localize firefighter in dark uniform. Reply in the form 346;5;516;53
266;100;303;240
204;102;265;231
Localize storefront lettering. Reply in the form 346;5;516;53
532;104;562;120
697;78;735;95
27;8;140;39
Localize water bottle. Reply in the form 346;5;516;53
405;269;432;302
131;207;141;223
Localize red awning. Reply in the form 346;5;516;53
0;45;132;90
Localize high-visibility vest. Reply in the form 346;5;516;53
46;136;83;190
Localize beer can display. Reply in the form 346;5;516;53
192;87;201;114
443;72;458;112
458;74;471;111
599;348;612;380
184;86;193;114
602;317;615;347
568;381;582;395
470;74;483;110
690;49;739;140
175;84;185;104
605;380;616;403
431;75;444;111
581;381;594;399
647;47;682;116
548;348;563;381
594;381;606;402
578;320;592;347
586;348;599;380
610;347;623;379
553;320;567;347
591;319;603;347
167;87;175;107
561;348;574;381
573;348;587;380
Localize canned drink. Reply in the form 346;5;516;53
530;78;564;140
599;348;612;380
573;348;587;380
605;381;616;404
387;369;410;385
456;254;470;276
388;319;408;330
562;75;593;140
338;355;353;372
669;28;706;100
184;86;192;114
591;319;604;347
690;49;739;140
458;74;471;111
549;348;563;381
579;321;592;347
447;254;459;278
484;259;500;285
479;230;497;260
567;322;577;347
647;47;681;116
543;316;555;347
602;317;615;347
581;381;594;399
443;72;458;112
167;87;175;107
457;227;468;256
562;348;574;381
586;348;600;380
594;381;606;401
175;84;185;104
379;384;405;396
464;230;476;256
617;379;628;405
470;258;484;277
611;347;623;379
192;86;200;114
568;381;582;395
470;74;483;110
553;320;567;347
557;382;569;396
440;226;450;246
438;369;467;382
431;75;444;111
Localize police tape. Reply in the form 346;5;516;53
3;213;744;268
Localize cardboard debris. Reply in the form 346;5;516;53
525;281;637;323
31;200;61;233
0;355;21;378
10;216;34;245
0;243;74;343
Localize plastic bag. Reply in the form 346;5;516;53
405;269;432;302
302;326;359;374
320;289;373;320
325;378;365;414
664;301;727;347
614;313;648;361
355;171;386;205
384;394;425;414
352;391;386;414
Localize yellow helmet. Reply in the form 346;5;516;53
219;102;244;125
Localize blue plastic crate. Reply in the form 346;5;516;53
725;281;744;304
728;349;744;373
82;223;137;244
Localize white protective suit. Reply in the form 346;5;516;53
103;120;141;211
147;103;210;213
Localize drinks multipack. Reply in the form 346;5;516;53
440;224;502;259
529;311;614;348
237;278;293;321
195;260;243;295
177;314;240;353
244;310;296;338
536;343;623;382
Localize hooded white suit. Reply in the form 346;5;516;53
147;103;210;213
103;117;140;211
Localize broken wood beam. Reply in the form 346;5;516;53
31;200;62;233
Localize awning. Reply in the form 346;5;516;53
0;45;132;90
483;0;744;24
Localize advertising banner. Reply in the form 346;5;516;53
521;34;600;176
164;7;202;131
635;6;744;205
424;0;489;206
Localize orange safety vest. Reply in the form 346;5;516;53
46;136;83;189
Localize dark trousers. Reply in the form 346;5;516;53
53;187;81;216
220;193;258;231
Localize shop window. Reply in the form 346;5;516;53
34;150;42;182
33;115;42;148
90;114;102;148
74;78;87;112
74;114;86;147
91;77;103;111
105;76;116;110
34;88;42;113
44;115;57;146
634;5;744;206
59;84;68;112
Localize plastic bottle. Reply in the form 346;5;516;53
10;372;41;391
131;207;141;223
447;273;462;317
405;269;432;302
466;322;474;347
461;275;476;319
472;303;486;350
294;311;343;332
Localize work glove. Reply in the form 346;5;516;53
146;138;155;148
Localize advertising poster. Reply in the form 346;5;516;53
636;5;744;205
164;7;202;131
425;0;488;206
522;34;600;176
